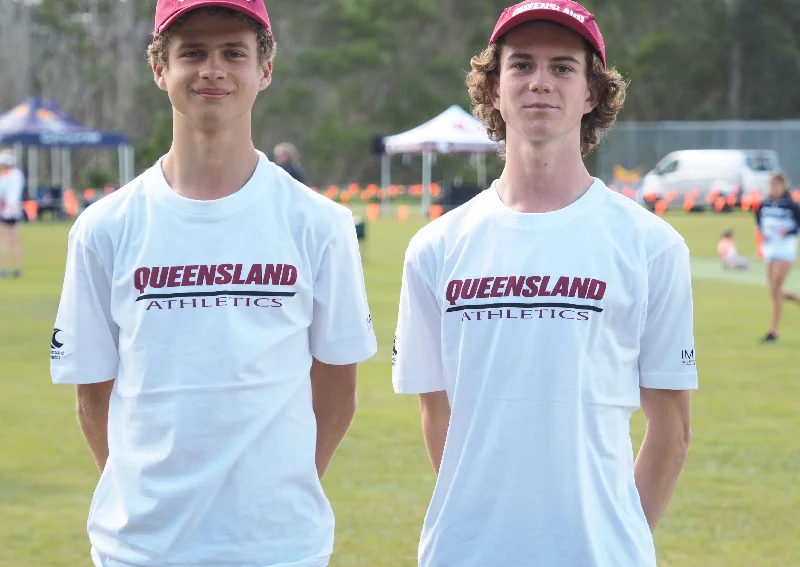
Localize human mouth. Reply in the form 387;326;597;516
194;89;231;100
525;103;557;110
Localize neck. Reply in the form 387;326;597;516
498;131;594;213
162;111;259;201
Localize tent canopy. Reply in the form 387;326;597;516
383;105;497;155
0;97;130;147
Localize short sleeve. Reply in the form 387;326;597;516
50;226;120;384
309;209;377;365
638;241;698;390
392;238;446;394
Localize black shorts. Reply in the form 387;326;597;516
1;218;17;226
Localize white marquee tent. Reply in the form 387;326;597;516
380;105;498;214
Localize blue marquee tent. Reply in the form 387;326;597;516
0;97;134;194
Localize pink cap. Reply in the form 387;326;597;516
154;0;271;35
489;1;606;68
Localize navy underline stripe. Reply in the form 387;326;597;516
137;290;296;301
446;302;603;313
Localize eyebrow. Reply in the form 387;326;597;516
507;53;582;65
176;41;252;50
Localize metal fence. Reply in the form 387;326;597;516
595;120;800;186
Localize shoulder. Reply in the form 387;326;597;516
598;182;686;261
406;188;493;264
265;159;354;237
68;166;158;252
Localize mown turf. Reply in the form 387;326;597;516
1;209;797;567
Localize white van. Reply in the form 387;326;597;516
636;149;780;210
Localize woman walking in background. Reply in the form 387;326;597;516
755;170;800;342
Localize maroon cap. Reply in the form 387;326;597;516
489;1;606;68
154;0;271;35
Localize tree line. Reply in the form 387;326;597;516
1;0;798;187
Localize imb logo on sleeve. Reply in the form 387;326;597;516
681;349;695;366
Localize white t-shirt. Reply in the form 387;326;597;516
51;152;377;567
0;167;25;220
393;178;698;567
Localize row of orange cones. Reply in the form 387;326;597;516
609;185;800;217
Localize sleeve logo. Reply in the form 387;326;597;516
681;349;695;366
50;328;65;360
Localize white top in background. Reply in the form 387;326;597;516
0;167;25;220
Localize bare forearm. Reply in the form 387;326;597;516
419;392;450;475
314;397;356;478
76;381;114;472
311;360;358;478
634;429;690;532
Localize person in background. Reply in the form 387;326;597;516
717;228;749;270
0;151;25;278
274;142;307;184
755;170;800;342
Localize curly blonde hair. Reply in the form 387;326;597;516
466;34;627;157
147;7;276;68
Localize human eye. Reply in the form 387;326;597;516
226;51;246;59
181;51;203;59
512;62;531;71
554;64;573;74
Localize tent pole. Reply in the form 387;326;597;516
27;146;38;199
422;151;432;217
13;142;24;170
128;145;135;185
118;144;125;187
50;147;59;187
477;152;487;187
61;147;72;192
380;153;390;218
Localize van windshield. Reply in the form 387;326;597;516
745;154;776;171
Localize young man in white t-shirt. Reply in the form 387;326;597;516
393;2;698;566
50;2;377;566
0;151;25;278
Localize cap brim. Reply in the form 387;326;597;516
490;9;604;66
157;1;271;33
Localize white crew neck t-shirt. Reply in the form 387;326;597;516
51;152;377;567
0;167;25;220
393;178;698;567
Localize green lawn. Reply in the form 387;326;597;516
1;209;798;567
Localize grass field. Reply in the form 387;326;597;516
1;208;799;567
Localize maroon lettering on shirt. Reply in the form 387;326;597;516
446;280;463;305
215;264;234;285
231;264;247;285
245;264;263;285
490;277;508;297
182;265;199;287
551;276;570;297
443;274;608;305
477;277;493;298
133;263;300;294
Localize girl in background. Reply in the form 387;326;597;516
755;170;800;342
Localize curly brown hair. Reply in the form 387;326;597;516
147;7;276;68
466;34;627;157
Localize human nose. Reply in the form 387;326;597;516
199;52;226;81
528;66;552;93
